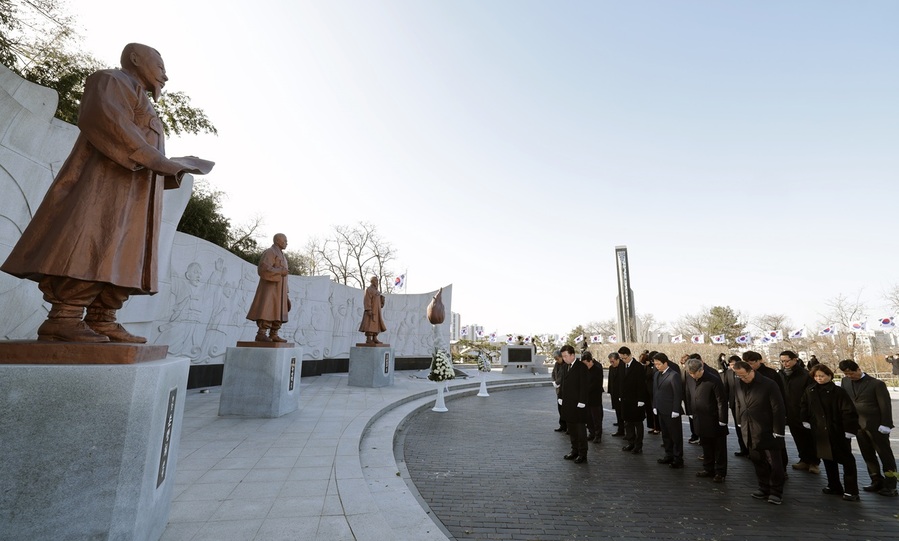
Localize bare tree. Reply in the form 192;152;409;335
305;222;398;291
885;284;899;314
817;291;868;361
637;313;663;343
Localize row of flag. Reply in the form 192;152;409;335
459;317;897;346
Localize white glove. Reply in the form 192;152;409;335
878;425;891;434
719;422;727;427
552;382;559;389
737;424;741;428
774;433;784;438
558;399;562;405
845;432;855;439
802;422;811;429
687;415;693;419
577;402;585;409
637;401;645;407
653;408;658;415
671;412;680;419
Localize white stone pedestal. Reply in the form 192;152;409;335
0;356;190;541
348;346;395;387
218;346;303;417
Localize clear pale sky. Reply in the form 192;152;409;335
72;1;898;337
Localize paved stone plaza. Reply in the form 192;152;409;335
162;370;899;541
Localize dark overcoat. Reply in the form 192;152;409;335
690;371;729;438
779;365;814;425
561;360;590;423
800;381;859;462
735;375;786;451
617;360;648;422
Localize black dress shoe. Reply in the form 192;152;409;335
862;482;883;492
564;453;578;460
613;422;619;426
622;445;635;452
696;470;714;478
877;488;898;497
611;432;624;437
669;461;684;469
657;457;674;464
734;451;749;457
631;448;643;455
713;474;726;483
822;486;843;495
574;456;587;464
554;427;566;432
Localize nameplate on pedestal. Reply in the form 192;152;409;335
354;343;391;348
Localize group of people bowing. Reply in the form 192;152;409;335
552;345;896;506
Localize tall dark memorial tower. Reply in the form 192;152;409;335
615;245;637;343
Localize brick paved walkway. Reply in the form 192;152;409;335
402;385;899;540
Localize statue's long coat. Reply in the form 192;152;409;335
246;245;289;322
1;68;183;293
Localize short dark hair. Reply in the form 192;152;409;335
779;350;798;359
618;346;632;355
687;353;702;361
810;364;834;378
728;355;741;364
733;360;753;372
581;351;594;361
838;359;859;371
608;352;620;360
560;345;575;355
652;352;670;364
742;351;762;363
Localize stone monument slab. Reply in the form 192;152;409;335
348;346;395;388
0;355;190;541
218;346;303;417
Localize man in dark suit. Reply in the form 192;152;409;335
839;359;897;496
722;355;749;457
743;350;788;473
734;360;787;505
582;351;604;443
616;346;648;454
551;349;568;432
652;353;684;468
608;352;624;437
686;358;729;482
559;345;590;464
779;350;819;474
683;353;721;445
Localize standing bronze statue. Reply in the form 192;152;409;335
359;276;386;344
246;234;291;342
1;43;213;343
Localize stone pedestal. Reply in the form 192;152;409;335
218;346;303;417
0;356;190;541
348;346;395;387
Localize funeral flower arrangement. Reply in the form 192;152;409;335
476;351;492;372
428;348;455;382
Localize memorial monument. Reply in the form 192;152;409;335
615;245;638;343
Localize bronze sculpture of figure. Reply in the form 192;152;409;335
246;234;291;342
359;276;386;344
1;43;213;343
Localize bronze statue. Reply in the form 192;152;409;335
359;276;386;344
246;234;291;342
0;43;213;343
